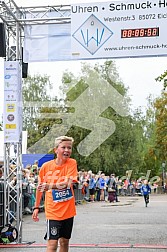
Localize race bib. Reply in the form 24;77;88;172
52;188;73;203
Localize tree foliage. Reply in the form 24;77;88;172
140;96;161;178
62;62;151;176
155;71;167;90
154;92;167;161
22;74;55;149
155;71;167;162
40;61;147;176
23;61;165;180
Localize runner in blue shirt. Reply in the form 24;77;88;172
140;180;151;207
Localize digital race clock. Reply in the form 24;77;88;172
121;27;159;38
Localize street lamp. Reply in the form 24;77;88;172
162;162;166;189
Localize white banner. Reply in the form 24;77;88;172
24;10;71;62
3;61;22;143
71;0;167;59
24;1;167;62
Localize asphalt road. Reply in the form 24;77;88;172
0;194;167;251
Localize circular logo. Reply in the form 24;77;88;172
12;229;17;239
51;227;57;236
7;114;15;121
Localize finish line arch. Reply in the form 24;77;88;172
0;0;166;243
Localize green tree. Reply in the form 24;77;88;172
155;72;167;161
22;74;55;149
25;61;157;180
154;92;167;161
140;96;161;178
59;61;146;176
155;71;167;90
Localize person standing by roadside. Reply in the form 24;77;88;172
0;167;3;179
141;180;151;207
107;174;116;203
95;176;101;201
32;136;78;252
153;183;158;194
88;173;96;202
99;173;105;201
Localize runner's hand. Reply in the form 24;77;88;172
32;209;39;222
37;183;49;192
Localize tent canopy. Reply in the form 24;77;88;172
22;154;54;168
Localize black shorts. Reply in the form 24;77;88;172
44;217;74;240
89;188;95;195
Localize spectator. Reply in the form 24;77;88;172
28;172;36;209
22;170;32;213
89;173;96;202
107;174;116;203
81;178;89;199
31;160;39;173
0;168;3;179
99;173;105;201
153;183;158;193
32;167;38;184
95;176;101;201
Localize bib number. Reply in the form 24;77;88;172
52;188;73;203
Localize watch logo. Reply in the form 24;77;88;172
72;14;113;55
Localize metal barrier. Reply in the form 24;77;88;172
74;185;84;204
27;188;45;213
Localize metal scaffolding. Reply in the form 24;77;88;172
0;0;71;243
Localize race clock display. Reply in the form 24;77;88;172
121;27;159;38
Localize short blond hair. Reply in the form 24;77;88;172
54;136;74;148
